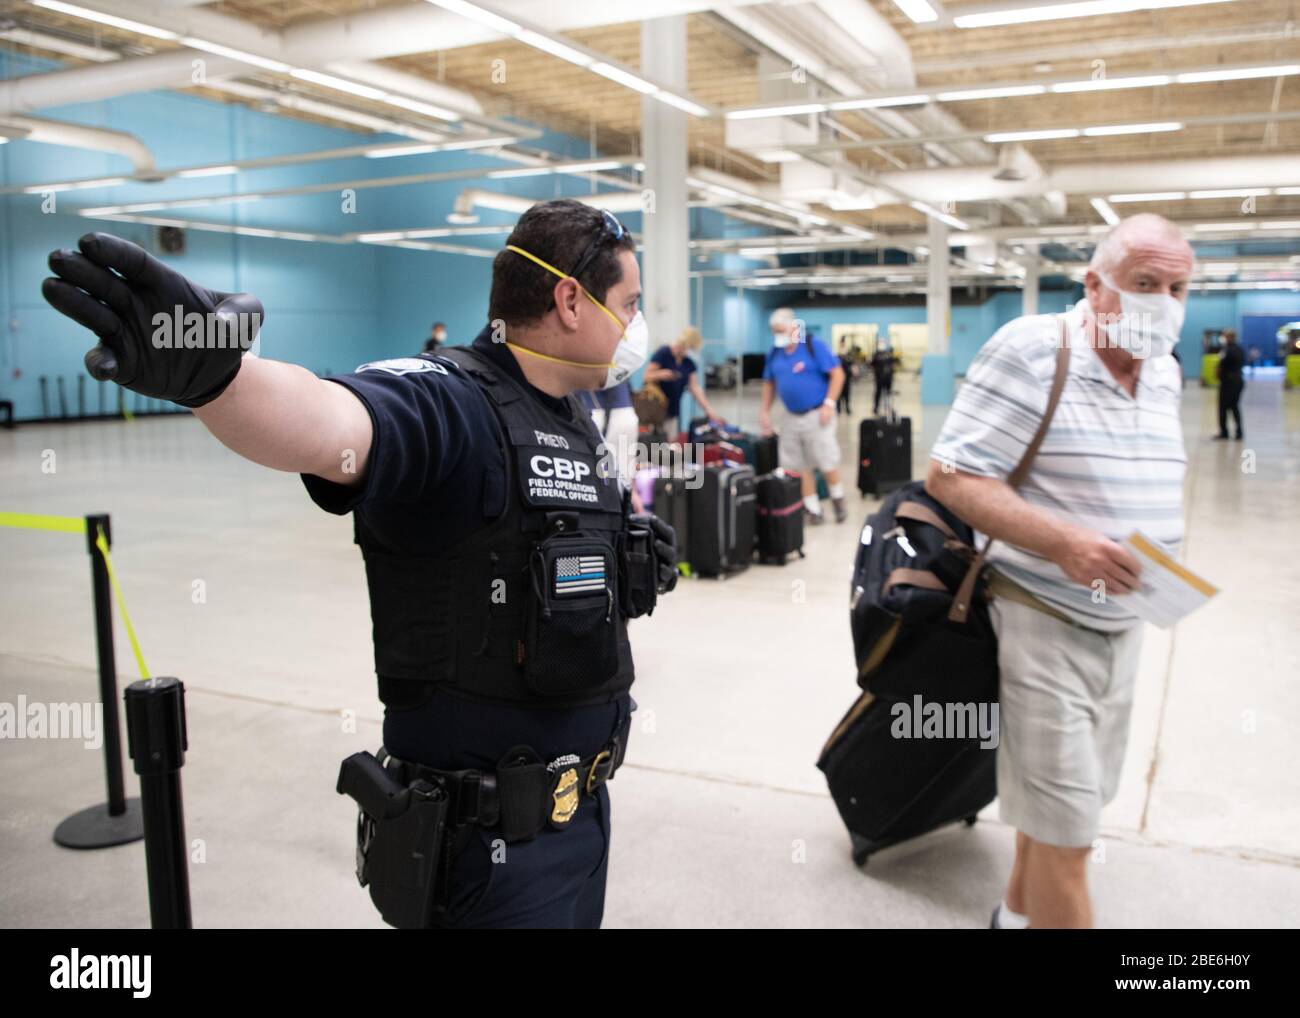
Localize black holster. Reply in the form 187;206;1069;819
336;750;449;930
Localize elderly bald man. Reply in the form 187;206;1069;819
927;213;1192;929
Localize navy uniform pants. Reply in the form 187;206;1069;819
381;685;631;929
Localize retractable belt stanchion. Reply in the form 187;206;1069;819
53;514;144;848
125;676;192;929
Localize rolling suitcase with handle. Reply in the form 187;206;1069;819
652;470;695;570
688;464;756;577
755;471;804;564
858;391;912;497
729;432;779;476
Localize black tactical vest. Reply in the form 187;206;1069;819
357;346;636;708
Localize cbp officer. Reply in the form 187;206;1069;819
41;198;679;929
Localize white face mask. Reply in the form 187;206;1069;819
603;310;648;389
1096;272;1186;359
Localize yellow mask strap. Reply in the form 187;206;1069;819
505;244;626;334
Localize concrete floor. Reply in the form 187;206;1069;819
1;372;1298;928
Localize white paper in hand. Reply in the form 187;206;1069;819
1110;530;1219;629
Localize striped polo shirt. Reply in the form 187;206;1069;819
930;299;1186;631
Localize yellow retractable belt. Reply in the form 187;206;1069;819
0;511;151;679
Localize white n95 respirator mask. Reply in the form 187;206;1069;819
1096;272;1185;360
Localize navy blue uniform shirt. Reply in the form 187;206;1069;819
300;327;628;756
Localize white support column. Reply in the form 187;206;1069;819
1022;251;1041;316
640;16;690;361
922;216;954;404
927;217;950;355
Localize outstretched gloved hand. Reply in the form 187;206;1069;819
42;232;264;408
631;512;679;594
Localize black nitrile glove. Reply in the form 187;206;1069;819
42;232;264;408
631;512;678;594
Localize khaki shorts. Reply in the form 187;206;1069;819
989;594;1143;848
777;406;840;474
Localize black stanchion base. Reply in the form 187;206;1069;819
53;799;144;849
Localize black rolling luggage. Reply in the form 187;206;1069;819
730;433;779;476
857;392;912;497
653;470;694;569
755;471;804;564
817;482;997;864
688;464;756;577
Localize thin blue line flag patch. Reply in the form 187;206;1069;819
555;555;606;596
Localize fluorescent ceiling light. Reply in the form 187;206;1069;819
488;167;552;178
1193;222;1258;231
1109;191;1186;202
515;29;593;67
290;69;388;101
654;92;711;117
830;95;929;110
754;149;801;163
175;165;238;179
425;0;521;35
936;85;1046;101
590;63;658;94
383;95;461;121
1083;121;1183;136
984;128;1080;142
1090;197;1121;225
1275;187;1300;195
1176;64;1300;84
180;38;291;74
22;176;127;194
30;1;178;40
826;193;878;211
1051;74;1171;93
1260;221;1300;229
954;0;1238;30
910;200;969;230
890;0;939;22
556;160;624;173
726;102;827;120
366;144;440;159
1187;188;1271;199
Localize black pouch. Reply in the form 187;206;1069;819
337;751;449;930
618;525;659;619
524;532;619;696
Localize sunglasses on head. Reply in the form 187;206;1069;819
543;210;626;309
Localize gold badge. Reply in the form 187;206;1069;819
551;767;579;825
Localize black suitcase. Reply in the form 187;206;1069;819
688;464;756;577
730;433;779;476
858;397;912;496
653;471;694;569
755;472;804;564
817;481;998;865
818;691;995;865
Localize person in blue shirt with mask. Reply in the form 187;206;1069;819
759;308;847;524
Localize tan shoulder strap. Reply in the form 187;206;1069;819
948;315;1071;623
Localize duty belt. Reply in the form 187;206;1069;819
382;716;630;843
